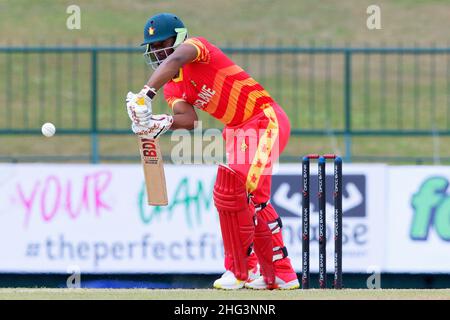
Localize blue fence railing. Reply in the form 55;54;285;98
1;45;449;163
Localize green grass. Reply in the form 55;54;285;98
0;288;449;300
1;0;450;45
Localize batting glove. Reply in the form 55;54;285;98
126;91;152;126
137;85;157;108
131;114;173;139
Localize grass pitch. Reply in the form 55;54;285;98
0;288;449;300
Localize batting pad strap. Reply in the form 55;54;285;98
254;200;270;212
268;217;283;234
272;246;288;262
247;243;254;256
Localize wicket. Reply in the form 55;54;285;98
301;154;343;289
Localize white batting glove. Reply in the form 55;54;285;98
137;85;157;109
131;114;174;139
126;91;152;126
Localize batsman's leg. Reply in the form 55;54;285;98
244;104;299;290
212;164;258;290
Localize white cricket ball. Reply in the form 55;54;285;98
41;122;56;137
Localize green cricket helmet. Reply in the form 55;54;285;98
141;13;188;70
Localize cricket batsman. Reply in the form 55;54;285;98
126;13;299;290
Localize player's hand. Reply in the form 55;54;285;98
137;85;156;109
126;91;152;126
131;114;173;139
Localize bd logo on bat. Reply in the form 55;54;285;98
140;138;159;164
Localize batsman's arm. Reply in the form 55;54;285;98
171;100;198;130
146;44;198;91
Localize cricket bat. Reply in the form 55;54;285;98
138;137;168;206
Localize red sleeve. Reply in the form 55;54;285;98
184;37;211;63
163;81;186;109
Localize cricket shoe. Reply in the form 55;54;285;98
244;275;300;290
213;266;260;290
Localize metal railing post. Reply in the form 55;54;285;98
91;50;99;163
344;50;352;162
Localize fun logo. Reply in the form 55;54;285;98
149;27;155;35
410;177;450;241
